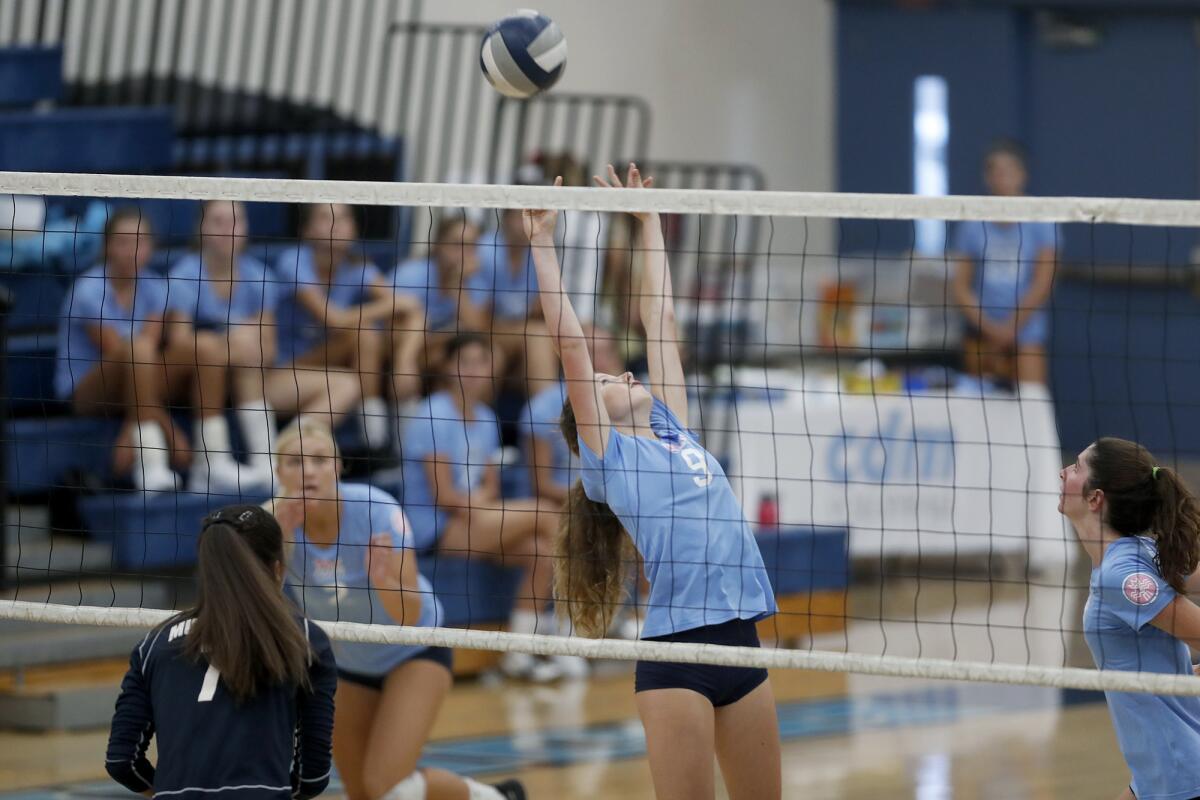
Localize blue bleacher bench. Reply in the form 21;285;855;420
77;489;271;570
0;106;172;173
0;46;63;107
4;416;119;497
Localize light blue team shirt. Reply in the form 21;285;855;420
165;253;277;328
520;381;575;494
54;266;170;400
273;244;384;364
950;220;1057;345
284;481;442;677
399;390;502;550
476;228;537;321
1083;535;1200;800
390;256;489;331
578;395;776;639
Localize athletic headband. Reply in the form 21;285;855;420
202;507;258;531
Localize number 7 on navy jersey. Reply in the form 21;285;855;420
198;663;220;702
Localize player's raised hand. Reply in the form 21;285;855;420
594;162;656;222
522;175;563;242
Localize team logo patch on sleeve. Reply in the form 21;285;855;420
1122;572;1160;606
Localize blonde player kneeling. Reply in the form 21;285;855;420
1060;437;1200;800
270;421;525;800
527;164;783;800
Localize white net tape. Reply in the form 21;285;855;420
1;170;1199;225
4;171;1196;698
3;599;1198;696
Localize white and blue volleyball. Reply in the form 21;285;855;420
480;10;567;99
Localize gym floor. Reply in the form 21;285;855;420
1;573;1129;799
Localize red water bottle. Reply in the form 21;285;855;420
757;493;779;529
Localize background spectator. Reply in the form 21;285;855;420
521;322;624;504
271;203;422;449
166;200;276;488
55;209;247;491
951;140;1057;388
391;214;490;389
399;333;569;681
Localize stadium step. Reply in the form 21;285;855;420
3;505;114;581
0;657;127;731
0;579;183;671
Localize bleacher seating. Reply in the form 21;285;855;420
0;46;850;674
0;46;63;107
77;489;271;570
0;106;173;173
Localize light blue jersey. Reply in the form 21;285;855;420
1084;535;1200;800
273;245;383;364
165;253;277;328
399;391;501;550
579;396;776;638
54;266;170;400
520;381;575;494
950;220;1057;346
284;482;442;677
390;256;489;331
477;228;537;321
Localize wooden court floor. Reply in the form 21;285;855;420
1;573;1135;799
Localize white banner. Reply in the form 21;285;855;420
726;389;1077;566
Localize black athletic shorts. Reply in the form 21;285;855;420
1129;787;1200;800
634;617;768;708
336;646;454;690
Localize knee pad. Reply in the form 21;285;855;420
377;771;426;800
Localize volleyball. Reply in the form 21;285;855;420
479;10;566;99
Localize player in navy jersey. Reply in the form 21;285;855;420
269;421;525;800
526;164;781;800
1060;437;1200;800
106;504;336;799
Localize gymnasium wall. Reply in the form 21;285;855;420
836;0;1200;459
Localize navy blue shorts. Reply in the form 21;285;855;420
336;647;454;690
634;617;768;707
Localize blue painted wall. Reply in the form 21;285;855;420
836;2;1200;458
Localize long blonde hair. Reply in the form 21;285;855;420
556;400;634;638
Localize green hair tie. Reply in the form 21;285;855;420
1153;466;1161;479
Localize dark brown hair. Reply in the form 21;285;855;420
984;137;1028;169
183;504;312;702
103;207;153;254
434;213;477;244
1086;437;1200;593
556;399;633;638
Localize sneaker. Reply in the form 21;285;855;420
613;612;644;641
500;651;564;683
550;654;589;680
490;779;527;800
499;651;539;679
359;397;390;450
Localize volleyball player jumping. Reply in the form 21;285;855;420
526;164;782;800
1061;437;1200;800
106;505;337;799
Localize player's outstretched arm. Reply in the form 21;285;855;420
595;163;688;425
525;185;612;456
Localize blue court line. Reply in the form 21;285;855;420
0;685;1098;799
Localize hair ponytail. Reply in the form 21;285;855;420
1148;466;1200;593
184;505;311;702
556;399;634;638
556;481;633;638
1087;437;1200;593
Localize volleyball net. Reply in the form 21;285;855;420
1;171;1197;695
